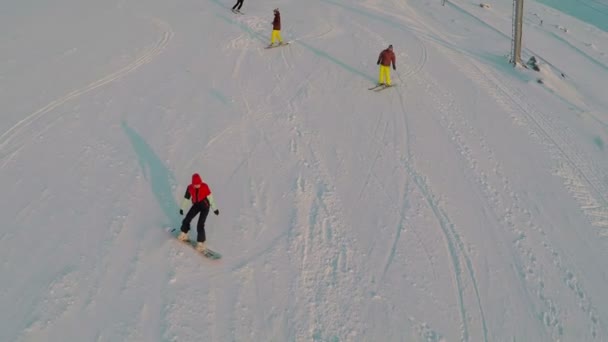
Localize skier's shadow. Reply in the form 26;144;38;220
122;121;179;227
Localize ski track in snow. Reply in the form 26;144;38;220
394;74;488;342
326;1;488;340
350;3;489;340
500;72;608;233
440;1;608;234
340;0;607;339
277;69;363;341
0;17;173;168
397;0;608;239
428;39;605;340
348;15;453;340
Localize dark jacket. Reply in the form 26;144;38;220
377;49;396;69
272;12;281;30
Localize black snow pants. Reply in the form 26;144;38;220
180;202;210;242
232;0;244;10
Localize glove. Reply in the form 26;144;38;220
179;209;183;215
393;66;396;70
214;209;219;216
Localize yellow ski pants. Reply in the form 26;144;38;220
271;30;282;44
378;65;392;85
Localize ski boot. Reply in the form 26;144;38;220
196;242;206;252
177;231;189;242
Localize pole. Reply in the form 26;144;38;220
512;0;524;65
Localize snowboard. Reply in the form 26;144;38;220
168;228;222;259
265;42;290;49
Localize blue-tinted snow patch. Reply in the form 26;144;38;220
535;0;608;32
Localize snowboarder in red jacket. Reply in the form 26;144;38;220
178;173;219;252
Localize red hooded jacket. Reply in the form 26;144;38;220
186;173;212;205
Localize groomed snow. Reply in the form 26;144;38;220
2;0;608;341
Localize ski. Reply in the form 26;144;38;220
368;84;384;90
265;42;290;49
374;84;397;92
168;228;222;260
231;9;244;14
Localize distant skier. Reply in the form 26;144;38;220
269;8;283;47
232;0;244;13
377;44;396;86
178;173;219;252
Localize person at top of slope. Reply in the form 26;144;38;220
177;173;219;252
377;44;396;86
269;8;284;47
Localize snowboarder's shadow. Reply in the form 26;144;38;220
122;121;180;226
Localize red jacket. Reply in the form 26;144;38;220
272;12;281;30
186;173;212;205
187;183;211;204
377;49;396;68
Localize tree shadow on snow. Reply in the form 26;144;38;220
121;121;180;228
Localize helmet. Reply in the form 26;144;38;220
388;44;393;49
274;8;279;13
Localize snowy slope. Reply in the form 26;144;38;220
2;0;608;341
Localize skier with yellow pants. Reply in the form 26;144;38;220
377;44;396;86
269;8;283;47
